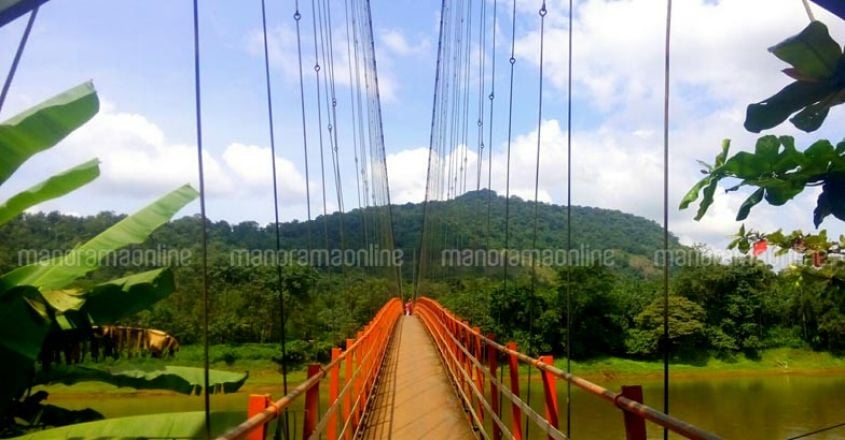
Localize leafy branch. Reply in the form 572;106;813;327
680;135;845;226
745;21;845;133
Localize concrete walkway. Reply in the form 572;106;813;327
363;315;475;439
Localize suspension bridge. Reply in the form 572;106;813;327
217;298;720;440
7;0;843;438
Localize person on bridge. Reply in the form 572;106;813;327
404;299;414;316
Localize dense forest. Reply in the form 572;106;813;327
1;191;842;365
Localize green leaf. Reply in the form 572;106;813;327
0;184;198;293
769;21;842;79
680;140;732;213
0;159;100;226
679;177;709;210
0;82;98;185
753;135;781;161
737;188;765;220
0;286;50;362
722;151;771;178
745;80;834;133
9;411;245;439
33;365;248;395
82;268;175;324
763;180;804;206
0;286;51;416
694;179;719;221
817;174;845;226
714;139;731;167
790;88;845;132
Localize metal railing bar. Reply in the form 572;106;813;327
416;298;721;440
422;313;493;440
418;307;565;440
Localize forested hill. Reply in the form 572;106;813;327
0;189;680;275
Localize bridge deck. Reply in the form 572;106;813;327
363;315;474;439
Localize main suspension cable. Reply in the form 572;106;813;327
0;6;38;115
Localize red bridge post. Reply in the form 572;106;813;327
473;326;485;423
621;385;647;440
487;333;502;440
246;394;271;440
303;363;321;440
506;341;523;440
539;355;559;439
343;338;355;440
328;347;341;440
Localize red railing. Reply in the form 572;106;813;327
413;297;722;440
216;298;403;440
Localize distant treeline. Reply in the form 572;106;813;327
1;191;840;363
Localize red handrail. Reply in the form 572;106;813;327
414;296;722;440
216;297;403;440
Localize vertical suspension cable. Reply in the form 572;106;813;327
343;0;366;249
294;1;313;252
525;2;547;436
475;0;487;191
0;6;38;115
498;0;518;420
565;0;574;436
190;1;211;437
259;1;290;438
662;1;673;439
459;0;473;196
801;0;816;21
318;0;348;271
484;0;498;256
501;0;517;291
362;0;404;296
311;0;331;252
349;0;372;251
417;0;449;297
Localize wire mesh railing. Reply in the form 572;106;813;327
216;298;402;440
413;297;722;440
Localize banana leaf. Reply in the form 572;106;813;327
0;82;98;185
0;159;100;227
33;365;248;395
79;268;175;325
10;410;245;439
0;184;198;294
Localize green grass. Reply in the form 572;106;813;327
562;348;845;380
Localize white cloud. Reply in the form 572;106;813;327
246;24;399;102
380;28;430;56
221;143;308;203
39;109;315;213
54;111;233;198
515;0;845;126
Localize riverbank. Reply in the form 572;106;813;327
564;347;845;382
39;345;845;395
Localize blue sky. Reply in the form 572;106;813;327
1;0;844;255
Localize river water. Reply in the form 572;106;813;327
42;373;845;439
